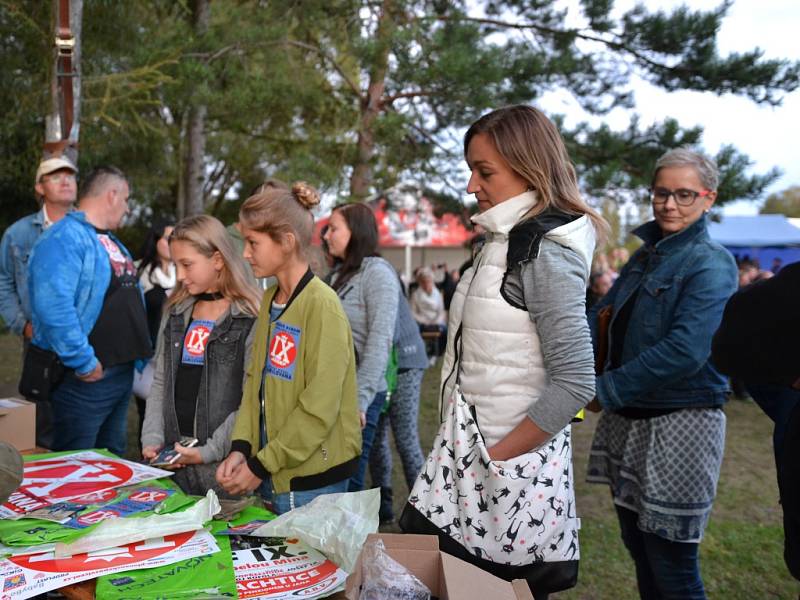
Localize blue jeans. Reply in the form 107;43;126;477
616;506;705;600
258;478;348;515
52;363;133;457
348;391;385;492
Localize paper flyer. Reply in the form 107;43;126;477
0;451;172;520
217;520;273;536
61;486;176;530
0;529;218;600
231;537;347;599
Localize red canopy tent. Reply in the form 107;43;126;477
312;197;473;248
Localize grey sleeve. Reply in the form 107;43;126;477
140;314;169;450
357;262;400;412
524;239;596;434
199;411;237;463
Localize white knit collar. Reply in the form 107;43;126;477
149;263;177;290
471;190;538;235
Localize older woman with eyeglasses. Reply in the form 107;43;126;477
586;147;738;599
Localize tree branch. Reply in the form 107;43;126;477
426;15;675;74
283;40;363;101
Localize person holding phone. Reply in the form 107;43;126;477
141;215;260;496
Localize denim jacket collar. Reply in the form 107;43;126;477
633;215;709;254
31;209;45;229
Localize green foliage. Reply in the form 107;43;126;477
760;185;800;218
1;0;798;235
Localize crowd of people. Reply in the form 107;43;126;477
0;104;797;599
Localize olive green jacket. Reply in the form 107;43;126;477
230;270;361;494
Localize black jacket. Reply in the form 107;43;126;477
711;262;800;385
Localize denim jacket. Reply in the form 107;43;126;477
589;216;737;410
0;211;45;334
28;212;139;375
141;298;256;496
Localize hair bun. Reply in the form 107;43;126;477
292;182;320;209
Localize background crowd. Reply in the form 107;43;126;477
0;105;798;600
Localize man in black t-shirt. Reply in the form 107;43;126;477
29;166;152;456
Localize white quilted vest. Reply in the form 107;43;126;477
441;191;595;446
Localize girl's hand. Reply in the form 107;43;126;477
216;451;246;485
173;443;202;465
359;411;366;429
220;460;262;496
142;445;161;461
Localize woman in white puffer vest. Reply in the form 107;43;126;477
400;105;606;599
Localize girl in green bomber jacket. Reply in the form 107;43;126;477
216;182;361;514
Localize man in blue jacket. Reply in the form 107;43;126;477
0;155;78;447
28;166;152;456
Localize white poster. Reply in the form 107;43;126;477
0;451;172;519
0;529;218;600
232;537;347;599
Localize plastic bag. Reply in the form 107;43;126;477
0;480;188;549
250;488;379;573
54;489;220;557
358;538;430;600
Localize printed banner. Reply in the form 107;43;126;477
232;537;346;599
0;451;172;520
95;523;237;600
0;529;218;600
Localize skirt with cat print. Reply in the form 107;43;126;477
406;385;580;567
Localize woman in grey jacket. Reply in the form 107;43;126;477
369;285;429;522
324;203;400;491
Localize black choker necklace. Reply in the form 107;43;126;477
195;291;223;301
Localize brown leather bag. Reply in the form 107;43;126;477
594;304;613;374
587;305;613;412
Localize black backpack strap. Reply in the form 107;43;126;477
507;210;579;270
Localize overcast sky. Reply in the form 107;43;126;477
534;0;800;216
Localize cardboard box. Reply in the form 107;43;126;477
0;398;35;451
340;533;534;600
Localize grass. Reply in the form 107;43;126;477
382;359;798;599
1;334;796;597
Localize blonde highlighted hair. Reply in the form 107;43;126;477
167;215;261;316
239;181;320;258
464;105;608;244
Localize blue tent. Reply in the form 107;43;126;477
708;214;800;270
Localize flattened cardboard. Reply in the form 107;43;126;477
0;398;35;451
342;533;534;600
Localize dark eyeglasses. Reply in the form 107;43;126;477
650;187;710;206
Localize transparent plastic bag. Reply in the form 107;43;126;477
359;538;431;600
250;488;379;572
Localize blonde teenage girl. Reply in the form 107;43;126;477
141;215;260;496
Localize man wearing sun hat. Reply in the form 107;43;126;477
0;155;78;448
